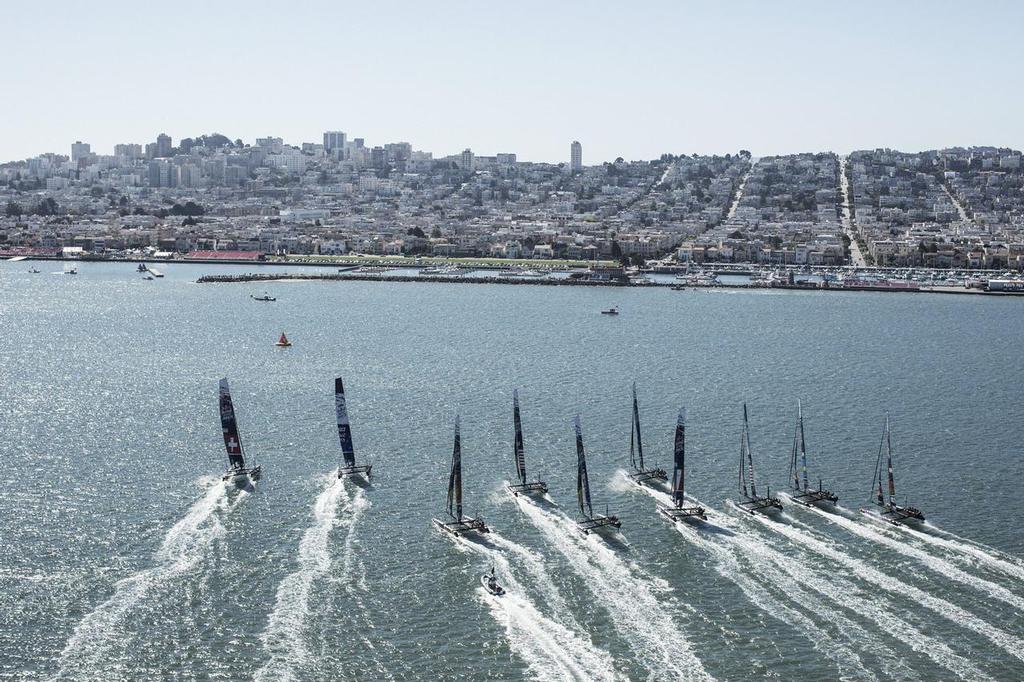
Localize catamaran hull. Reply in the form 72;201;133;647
658;505;707;523
576;515;621;535
338;464;372;479
506;481;548;497
628;468;668;486
789;489;838;508
737;497;783;516
223;465;261;487
432;517;489;537
859;505;925;527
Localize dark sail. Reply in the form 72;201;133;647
631;383;644;471
671;408;686;508
446;415;463;520
219;378;246;470
512;390;527;486
575;416;593;518
335;377;356;468
739;403;757;497
885;415;896;503
790;401;809;491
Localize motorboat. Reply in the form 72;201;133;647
480;567;505;596
600;307;619;315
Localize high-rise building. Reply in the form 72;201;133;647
323;131;346;152
114;143;142;161
570;141;582;172
71;141;91;163
156;133;173;158
460;148;474;171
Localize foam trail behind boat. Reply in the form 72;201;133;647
744;508;1024;665
636;486;919;681
901;525;1024;583
515;497;712;681
56;478;231;677
784;495;1024;612
453;532;621;682
255;476;351;682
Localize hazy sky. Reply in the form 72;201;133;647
3;1;1022;164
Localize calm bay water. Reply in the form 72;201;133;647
1;261;1023;680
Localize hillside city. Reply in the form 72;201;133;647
3;131;1024;271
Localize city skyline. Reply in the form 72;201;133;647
4;1;1024;165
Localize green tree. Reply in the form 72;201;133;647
5;201;23;218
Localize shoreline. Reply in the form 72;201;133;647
194;271;1024;297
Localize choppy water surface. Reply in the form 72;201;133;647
1;261;1023;680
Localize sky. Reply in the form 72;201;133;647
2;0;1022;164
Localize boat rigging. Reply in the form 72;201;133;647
658;408;707;522
736;403;782;515
861;414;925;526
433;416;489;537
506;389;548;496
626;382;668;485
335;377;372;479
574;415;621;534
219;378;262;486
787;400;838;507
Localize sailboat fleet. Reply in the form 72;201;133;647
214;378;929;549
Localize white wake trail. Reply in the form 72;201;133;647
636;486;915;681
744;508;1024;665
785;496;1024;612
255;476;354;682
515;498;713;681
56;478;232;678
902;525;1024;584
453;533;621;682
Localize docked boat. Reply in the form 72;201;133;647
275;333;292;347
736;404;782;515
219;378;262;486
600;307;619;315
506;389;548;496
251;293;277;302
787;401;838;507
433;416;489;537
335;377;372;479
860;415;925;526
626;383;668;485
658;409;707;522
574;416;621;534
480;566;505;596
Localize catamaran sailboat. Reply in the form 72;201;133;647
574;416;621;534
219;378;262;485
627;383;668;485
658;409;707;522
861;414;925;526
787;401;838;507
736;404;781;515
275;333;292;347
433;416;489;537
334;377;372;479
506;389;548;496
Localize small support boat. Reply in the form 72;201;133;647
600;307;619;315
275;333;292;347
860;414;925;526
506;389;548;496
787;400;838;507
480;566;505;596
658;408;707;522
64;264;78;275
143;275;154;281
335;377;372;479
433;416;489;536
626;382;668;485
219;378;262;486
574;416;621;534
251;293;276;302
736;404;782;515
28;267;40;274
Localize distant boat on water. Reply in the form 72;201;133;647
860;414;925;526
28;266;40;274
600;307;619;315
736;404;782;515
574;415;621;535
626;382;668;485
275;333;292;347
787;400;838;507
335;377;372;479
506;389;548;496
251;293;276;302
433;415;489;537
63;263;78;275
219;378;262;486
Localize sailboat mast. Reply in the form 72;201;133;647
335;377;356;468
512;390;527;486
575;416;593;518
632;383;645;471
219;378;246;470
672;408;686;508
739;407;748;497
798;401;809;491
885;414;896;504
447;416;463;520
